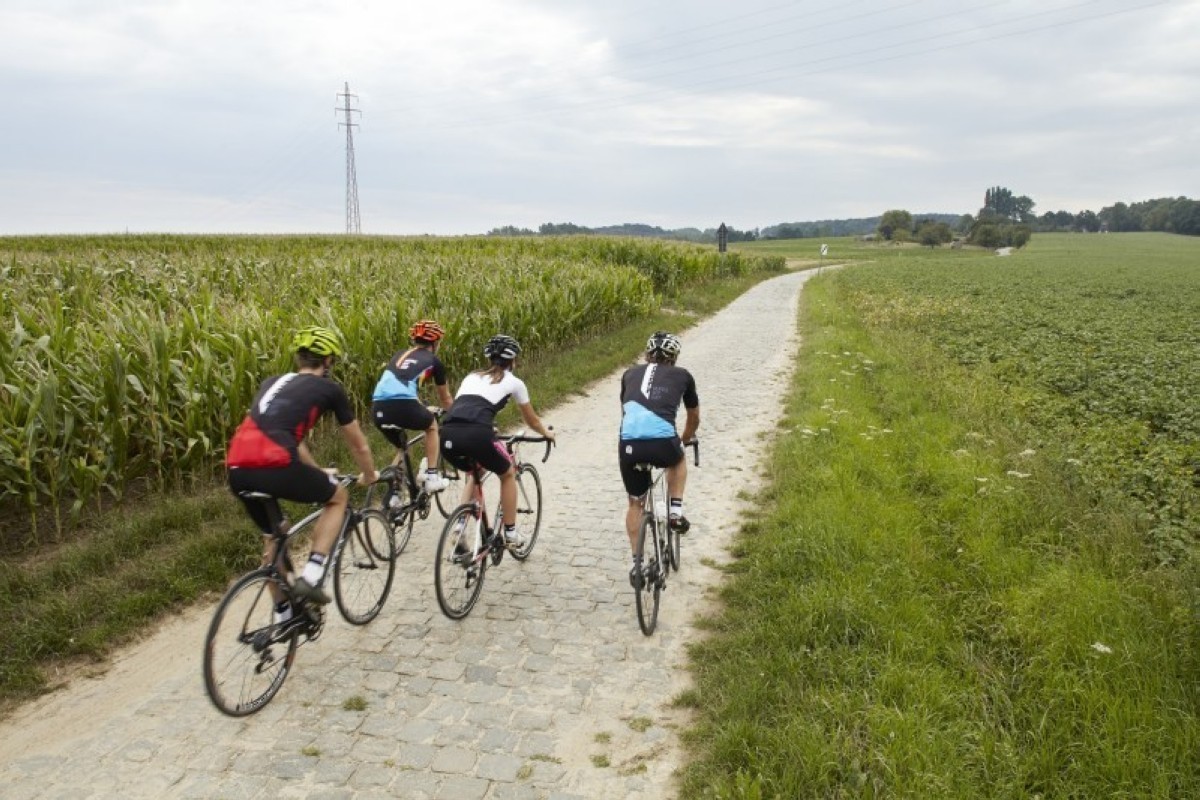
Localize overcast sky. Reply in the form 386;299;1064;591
1;0;1196;236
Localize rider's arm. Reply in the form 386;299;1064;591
437;383;454;410
680;406;700;444
518;402;556;443
340;420;379;484
297;440;320;468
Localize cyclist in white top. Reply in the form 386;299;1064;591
439;334;556;549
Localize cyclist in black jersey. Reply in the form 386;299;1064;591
618;331;699;587
226;326;379;609
371;319;455;492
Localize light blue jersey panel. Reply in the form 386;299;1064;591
372;372;418;401
620;401;675;440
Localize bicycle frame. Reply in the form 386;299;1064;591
455;433;553;555
636;439;700;531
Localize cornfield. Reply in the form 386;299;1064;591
0;234;782;536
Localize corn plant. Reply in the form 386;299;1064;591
0;234;783;540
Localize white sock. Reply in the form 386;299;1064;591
301;554;326;584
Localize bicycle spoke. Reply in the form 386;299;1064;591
434;505;487;619
334;510;396;625
634;515;661;636
510;464;543;561
203;570;297;716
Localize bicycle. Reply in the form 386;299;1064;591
433;431;553;620
202;474;396;716
632;439;700;636
365;415;462;557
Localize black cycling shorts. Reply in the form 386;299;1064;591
618;437;684;498
440;422;513;476
228;462;338;534
372;399;436;448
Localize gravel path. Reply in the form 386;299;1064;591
0;269;819;799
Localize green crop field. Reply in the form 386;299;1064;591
832;232;1199;565
0;234;780;542
687;232;1200;798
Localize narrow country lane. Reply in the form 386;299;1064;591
0;269;821;800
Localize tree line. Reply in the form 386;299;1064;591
1038;196;1200;236
484;194;1198;245
486;221;758;243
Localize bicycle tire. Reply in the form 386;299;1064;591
203;569;297;716
635;515;661;636
433;454;462;518
333;509;396;625
664;507;680;573
434;504;487;619
509;463;543;561
364;468;415;558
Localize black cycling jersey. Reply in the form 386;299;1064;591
619;362;699;440
227;372;355;468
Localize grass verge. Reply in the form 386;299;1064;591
678;274;1200;798
0;266;784;709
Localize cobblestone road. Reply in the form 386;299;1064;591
0;269;818;799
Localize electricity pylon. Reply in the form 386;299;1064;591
337;82;361;234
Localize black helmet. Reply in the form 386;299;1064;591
483;334;521;361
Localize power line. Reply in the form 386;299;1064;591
404;0;1166;134
337;82;362;235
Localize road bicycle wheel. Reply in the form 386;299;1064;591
510;463;543;561
434;504;487;620
364;467;416;557
434;462;460;520
635;515;661;636
333;509;396;625
203;569;297;716
665;524;680;573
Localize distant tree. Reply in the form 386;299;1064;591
916;221;953;248
538;222;591;235
971;223;1003;249
486;225;536;236
1074;210;1100;232
981;186;1035;222
877;209;913;241
1099;202;1139;233
1167;198;1200;235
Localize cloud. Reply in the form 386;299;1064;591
1;0;1197;234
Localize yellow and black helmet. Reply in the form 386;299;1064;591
291;326;343;358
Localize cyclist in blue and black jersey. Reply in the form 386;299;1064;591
371;319;455;492
439;334;555;551
226;326;379;610
618;331;700;586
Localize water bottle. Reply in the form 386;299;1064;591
654;499;667;520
